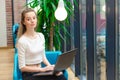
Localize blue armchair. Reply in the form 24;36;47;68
12;24;68;80
13;51;68;80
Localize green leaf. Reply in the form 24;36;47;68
50;2;57;11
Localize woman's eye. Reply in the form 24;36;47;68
27;19;30;21
33;17;36;19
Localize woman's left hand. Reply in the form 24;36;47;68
55;71;63;76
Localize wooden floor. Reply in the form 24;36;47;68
0;48;79;80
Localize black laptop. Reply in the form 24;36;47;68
33;48;77;76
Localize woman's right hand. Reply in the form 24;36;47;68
42;65;54;72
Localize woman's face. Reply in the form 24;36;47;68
23;11;37;30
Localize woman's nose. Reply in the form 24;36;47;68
31;19;34;23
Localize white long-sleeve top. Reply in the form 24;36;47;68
17;32;46;69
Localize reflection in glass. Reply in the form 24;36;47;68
81;0;87;80
96;0;106;80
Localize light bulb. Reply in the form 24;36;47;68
55;0;68;21
102;5;106;12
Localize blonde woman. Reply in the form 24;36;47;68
17;8;66;80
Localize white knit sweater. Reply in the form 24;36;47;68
17;33;46;69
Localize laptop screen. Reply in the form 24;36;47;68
54;48;77;71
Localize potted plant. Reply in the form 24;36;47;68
27;0;74;51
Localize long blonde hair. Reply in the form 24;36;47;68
17;8;37;39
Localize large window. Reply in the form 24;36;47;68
74;0;120;80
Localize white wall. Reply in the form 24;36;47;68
0;0;7;47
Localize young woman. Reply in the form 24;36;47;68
17;8;66;80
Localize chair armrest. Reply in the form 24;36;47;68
13;54;18;80
63;70;68;80
13;53;22;80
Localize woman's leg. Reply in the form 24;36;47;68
22;72;66;80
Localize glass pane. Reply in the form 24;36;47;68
81;0;87;80
96;0;106;80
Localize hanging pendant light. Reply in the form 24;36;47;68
55;0;68;21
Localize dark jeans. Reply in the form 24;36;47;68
22;72;66;80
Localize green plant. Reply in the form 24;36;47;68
27;0;74;51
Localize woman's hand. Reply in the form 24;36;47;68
55;71;63;76
44;65;55;72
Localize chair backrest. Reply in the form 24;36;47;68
41;51;61;67
12;23;19;47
